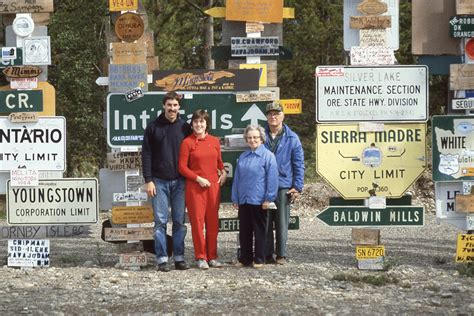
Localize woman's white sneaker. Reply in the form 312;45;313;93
196;259;209;270
208;259;223;268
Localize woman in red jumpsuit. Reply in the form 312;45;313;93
178;109;227;270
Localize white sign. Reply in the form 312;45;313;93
359;29;387;47
1;47;16;60
0;116;66;171
10;77;38;89
452;98;474;110
10;169;39;186
8;239;50;267
435;181;465;220
350;46;395;65
315;65;428;122
23;36;51;65
7;178;99;225
12;14;35;37
344;0;399;51
230;37;279;57
113;192;148;202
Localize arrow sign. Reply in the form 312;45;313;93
317;206;424;227
241;103;267;126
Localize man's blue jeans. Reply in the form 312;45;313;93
151;177;187;264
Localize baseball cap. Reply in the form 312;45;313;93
266;101;283;113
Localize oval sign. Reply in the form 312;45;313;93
2;65;42;78
114;12;144;43
357;0;388;15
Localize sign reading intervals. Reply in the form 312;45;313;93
432;115;474;181
316;123;426;199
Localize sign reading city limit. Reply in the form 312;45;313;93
316;123;427;199
7;178;99;225
315;65;428;122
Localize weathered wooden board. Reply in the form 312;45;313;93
357;0;387;15
350;15;391;29
455;194;474;213
146;56;159;73
107;152;142;171
351;228;380;245
0;225;91;239
104;227;153;241
457;0;474;15
450;64;474;90
0;0;54;13
137;31;155;57
110;42;147;65
111;205;154;224
225;0;283;23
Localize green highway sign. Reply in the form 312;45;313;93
0;48;23;69
0;90;43;112
219;216;300;232
211;46;293;60
449;16;474;38
317;206;424;227
220;149;242;203
107;92;268;147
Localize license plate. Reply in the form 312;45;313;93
356;245;385;259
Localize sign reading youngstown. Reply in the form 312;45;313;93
7;179;98;225
315;65;428;122
0;116;66;171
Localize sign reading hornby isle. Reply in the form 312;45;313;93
7;179;99;225
316;66;428;122
432;115;474;181
152;69;259;92
316;123;426;199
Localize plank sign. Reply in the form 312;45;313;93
225;0;283;23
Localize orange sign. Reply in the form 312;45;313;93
225;0;283;23
281;99;302;114
111;205;154;224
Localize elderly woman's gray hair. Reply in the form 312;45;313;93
243;124;266;143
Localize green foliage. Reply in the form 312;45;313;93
333;272;400;286
457;263;474;277
48;0;108;177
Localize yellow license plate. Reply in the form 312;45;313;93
356;246;385;259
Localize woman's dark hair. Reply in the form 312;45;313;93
191;109;210;133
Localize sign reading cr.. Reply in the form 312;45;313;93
316;123;426;199
107;92;268;147
0;90;42;112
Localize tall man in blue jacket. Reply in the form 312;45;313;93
142;91;192;272
264;101;305;265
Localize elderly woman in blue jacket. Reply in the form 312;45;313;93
231;125;278;268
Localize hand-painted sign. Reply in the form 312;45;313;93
8;239;49;267
0;116;65;171
230;37;279;57
238;63;267;87
107;92;268;147
317;206;424;227
457;0;474;15
8;112;38;123
0;90;42;112
350;16;391;29
316;123;426;199
152;69;259;92
359;29;387;47
449;16;474;38
225;0;284;23
111;205;154;224
432;115;474;181
357;0;387;15
109;0;138;11
456;234;474;262
315;65;428;122
10;77;38;90
104;227;153;241
450;64;474;90
3;66;42;78
109;64;148;93
0;225;91;239
350;47;395;65
110;42;147;65
0;0;54;13
7;178;99;225
280;99;302;114
107;151;142;171
114;12;144;43
10;169;38;187
113;192;148;202
230;60;277;87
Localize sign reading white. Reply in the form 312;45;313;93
315;65;428;122
350;46;395;65
0;116;66;171
7;178;99;225
452;98;474;110
10;169;39;187
8;239;50;267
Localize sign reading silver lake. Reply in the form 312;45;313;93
7;179;99;225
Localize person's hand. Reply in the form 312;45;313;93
232;203;239;210
262;201;271;210
287;188;300;202
145;182;156;197
217;170;227;186
196;176;211;188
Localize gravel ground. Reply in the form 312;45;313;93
0;181;472;315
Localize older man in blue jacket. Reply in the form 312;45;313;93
264;101;305;265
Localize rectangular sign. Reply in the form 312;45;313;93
110;42;146;65
225;0;283;23
455;194;474;213
104;227;153;241
8;239;50;267
113;192;148;203
435;181;465;219
0;225;91;239
355;245;385;259
0;48;23;68
107;151;142;171
219;215;299;232
315;65;428;122
230;37;279;57
317;206;425;227
120;253;147;267
107;92;268;147
0;116;65;171
432;115;474;181
109;0;138;11
457;0;474;15
350;46;395;65
111;205;154;224
350;15;391;29
450;64;474;90
7;179;99;225
152;69;259;92
0;90;43;112
452;98;474;110
357;256;384;270
449;16;474;38
10;77;38;89
0;0;54;13
280;99;302;114
109;64;148;93
456;234;474;262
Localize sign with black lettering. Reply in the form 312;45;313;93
219;216;299;232
107;151;142;171
230;37;279;57
316;123;426;199
315;65;428;122
456;234;474;262
0;90;43;112
8;239;50;267
0;225;91;239
108;64;147;93
0;0;54;13
7;178;99;225
449;16;474;38
0;116;65;171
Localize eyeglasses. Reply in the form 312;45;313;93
246;136;261;140
267;111;281;117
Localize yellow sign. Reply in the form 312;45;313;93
356;246;385;259
109;0;138;11
316;123;426;199
111;205;154;224
456;234;474;262
239;63;267;87
225;0;283;23
281;99;302;114
205;7;294;19
0;82;55;116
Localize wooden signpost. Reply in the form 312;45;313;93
450;64;474;90
104;227;153;241
0;0;54;13
111;205;154;224
110;42;147;65
350;16;391;29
